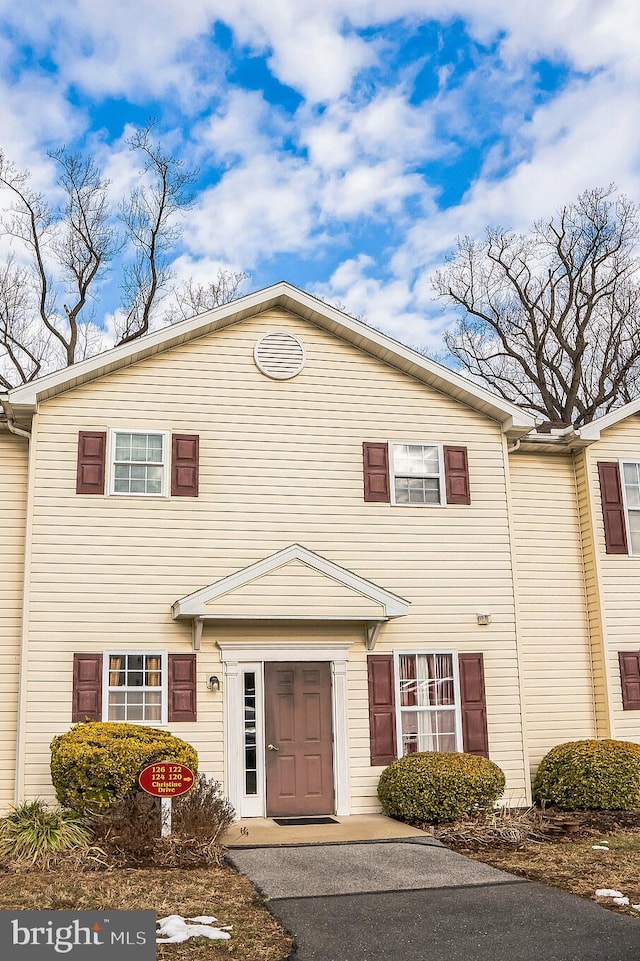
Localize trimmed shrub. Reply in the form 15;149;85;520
0;800;92;865
377;751;506;824
533;739;640;810
50;721;198;813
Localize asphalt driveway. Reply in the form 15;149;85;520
227;838;639;961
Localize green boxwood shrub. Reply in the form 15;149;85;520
50;721;198;813
533;739;640;810
377;751;506;824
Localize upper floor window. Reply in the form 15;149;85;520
390;443;443;506
111;431;168;496
363;442;470;507
105;652;166;723
622;462;640;554
396;652;461;754
77;430;199;498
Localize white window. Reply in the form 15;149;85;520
395;652;462;754
110;431;168;496
390;442;443;505
104;652;167;724
622;461;640;554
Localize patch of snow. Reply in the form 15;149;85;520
157;914;232;944
613;897;630;907
595;889;625;899
591;845;610;850
632;905;640;912
187;916;219;924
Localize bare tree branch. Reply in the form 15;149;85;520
0;147;118;380
117;124;197;344
434;187;640;427
162;269;249;323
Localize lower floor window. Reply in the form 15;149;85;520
107;653;163;722
398;652;460;754
243;671;258;796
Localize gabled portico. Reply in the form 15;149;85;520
172;545;410;817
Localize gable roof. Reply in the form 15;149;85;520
172;543;410;620
578;399;640;441
4;281;535;436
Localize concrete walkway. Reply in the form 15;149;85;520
223;814;427;848
227;838;640;961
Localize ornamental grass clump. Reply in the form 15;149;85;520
378;751;505;824
533;739;640;810
50;721;198;813
0;800;92;866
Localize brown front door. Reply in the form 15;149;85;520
265;662;334;817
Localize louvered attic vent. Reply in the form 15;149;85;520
254;331;305;380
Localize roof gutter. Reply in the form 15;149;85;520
0;397;31;439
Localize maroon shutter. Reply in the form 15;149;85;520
76;431;106;494
367;654;397;765
168;654;197;722
171;434;199;497
363;443;390;502
598;462;628;554
459;653;489;757
444;446;471;505
72;653;103;722
619;651;640;710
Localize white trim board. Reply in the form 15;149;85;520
172;544;410;619
220;642;351;818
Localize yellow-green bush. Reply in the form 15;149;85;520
50;722;198;813
533;739;640;810
377;752;505;824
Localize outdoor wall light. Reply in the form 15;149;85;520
207;675;221;693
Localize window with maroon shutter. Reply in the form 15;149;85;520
619;651;640;710
72;654;103;721
367;654;397;765
444;446;471;505
598;462;629;554
171;434;199;497
363;443;390;502
168;654;197;722
76;431;106;494
458;653;489;757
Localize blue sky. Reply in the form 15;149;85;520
0;1;639;355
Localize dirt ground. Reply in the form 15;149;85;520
435;808;640;919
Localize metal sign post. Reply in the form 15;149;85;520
138;762;196;837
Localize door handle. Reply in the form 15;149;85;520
266;743;279;751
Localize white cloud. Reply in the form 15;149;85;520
184;153;320;266
321;161;426;219
314;254;448;350
195;89;286;163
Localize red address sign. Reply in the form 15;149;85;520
138;762;196;798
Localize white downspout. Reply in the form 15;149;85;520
1;398;32;439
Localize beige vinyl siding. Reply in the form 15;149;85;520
573;451;610;737
0;428;28;811
509;452;596;772
586;419;640;743
23;307;528;806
